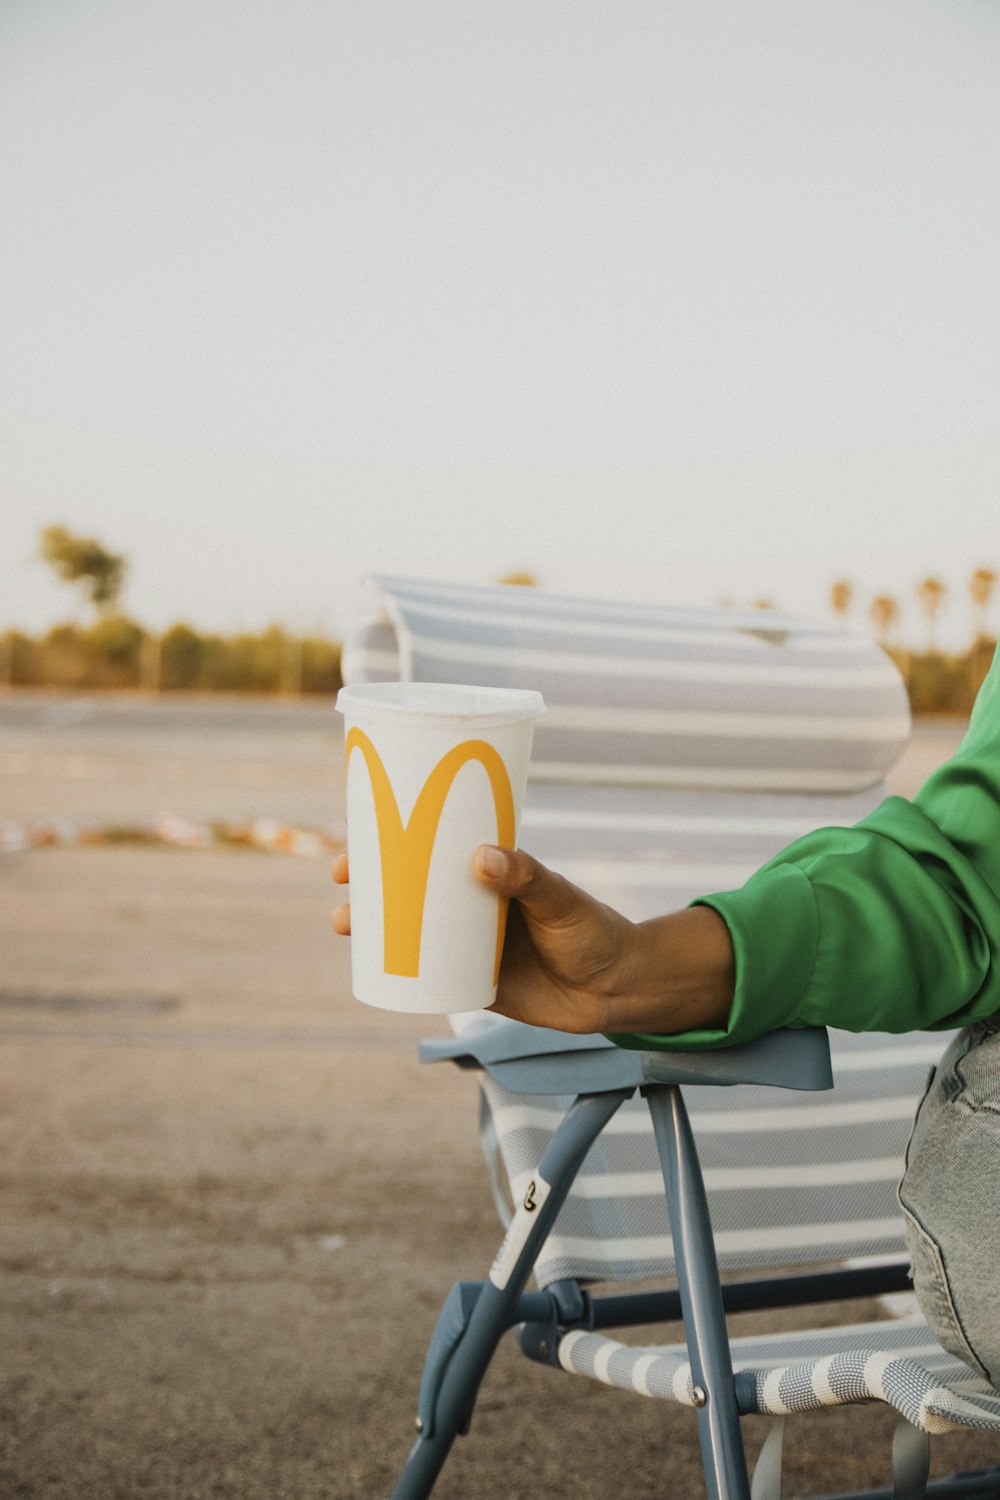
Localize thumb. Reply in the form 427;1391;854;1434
473;846;583;926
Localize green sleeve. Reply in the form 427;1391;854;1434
607;645;1000;1053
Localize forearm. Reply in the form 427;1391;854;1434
610;796;1000;1056
602;906;735;1035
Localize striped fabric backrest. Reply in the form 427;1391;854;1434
479;1028;937;1288
343;574;910;795
341;577;930;1287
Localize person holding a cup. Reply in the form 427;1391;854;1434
333;648;1000;1383
336;650;1000;1049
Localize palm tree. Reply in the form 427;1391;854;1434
869;594;900;648
38;524;126;618
969;567;998;644
829;580;853;619
915;577;947;653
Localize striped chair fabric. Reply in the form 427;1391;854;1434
476;1027;942;1289
343;573;911;796
556;1318;1000;1435
342;577;1000;1440
342;575;908;920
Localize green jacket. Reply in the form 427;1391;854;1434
608;644;1000;1052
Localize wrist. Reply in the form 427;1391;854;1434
602;907;735;1036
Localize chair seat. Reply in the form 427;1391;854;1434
554;1317;1000;1435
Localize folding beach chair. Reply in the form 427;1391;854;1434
342;578;1000;1500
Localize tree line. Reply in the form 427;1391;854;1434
0;526;340;693
3;526;997;711
828;570;998;654
0;618;341;695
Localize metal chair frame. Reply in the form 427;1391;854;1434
386;1029;1000;1500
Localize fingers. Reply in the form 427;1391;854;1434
331;854;350;934
473;846;583;926
335;845;584;937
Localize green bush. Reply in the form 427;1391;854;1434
1;620;345;695
0;630;40;686
38;623;90;688
84;614;145;684
905;642;996;717
906;654;967;715
160;623;209;690
301;636;342;694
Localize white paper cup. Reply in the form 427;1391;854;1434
335;682;545;1014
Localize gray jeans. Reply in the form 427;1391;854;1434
897;1018;1000;1385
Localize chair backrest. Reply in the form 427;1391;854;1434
342;574;910;797
342;577;934;1289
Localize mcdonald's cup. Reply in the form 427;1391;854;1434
335;682;546;1013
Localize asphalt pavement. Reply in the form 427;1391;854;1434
2;693;996;1499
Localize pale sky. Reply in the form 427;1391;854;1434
2;0;999;648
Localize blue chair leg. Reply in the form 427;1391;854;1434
388;1087;633;1500
644;1083;753;1500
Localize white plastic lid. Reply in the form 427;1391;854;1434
336;681;545;726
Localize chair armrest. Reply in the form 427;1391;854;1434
639;1026;832;1090
419;1019;832;1094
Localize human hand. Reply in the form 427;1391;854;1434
472;847;734;1036
328;846;626;1032
330;846;734;1037
330;852;351;935
471;846;637;1033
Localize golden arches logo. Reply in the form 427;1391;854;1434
345;727;516;982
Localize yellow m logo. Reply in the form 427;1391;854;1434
345;727;516;982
